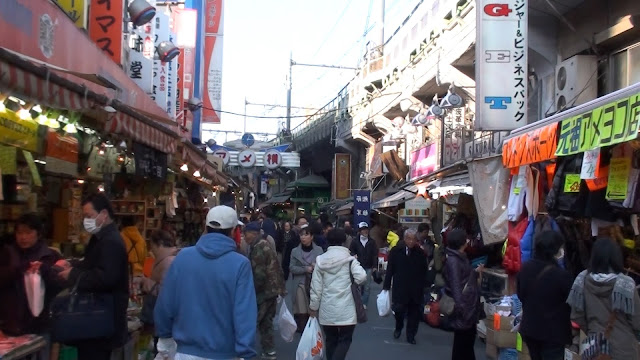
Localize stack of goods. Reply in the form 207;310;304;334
483;296;529;360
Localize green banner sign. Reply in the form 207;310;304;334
555;92;640;156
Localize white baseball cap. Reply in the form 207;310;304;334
206;206;242;229
358;222;369;229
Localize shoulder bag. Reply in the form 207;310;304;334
349;261;367;323
50;274;115;343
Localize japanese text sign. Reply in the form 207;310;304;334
128;28;153;94
555;92;640;156
152;11;170;110
606;157;631;200
476;0;528;130
133;142;168;179
502;123;558;168
203;0;223;123
410;144;438;180
353;190;371;227
89;0;123;64
0;110;39;152
52;0;87;28
264;149;283;169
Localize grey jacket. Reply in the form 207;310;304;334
571;276;640;360
289;244;323;281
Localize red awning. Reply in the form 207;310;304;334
106;111;178;154
181;141;207;169
0;59;93;111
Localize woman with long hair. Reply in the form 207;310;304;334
517;231;573;359
289;224;323;332
567;238;640;359
309;229;366;360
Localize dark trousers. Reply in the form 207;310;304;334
452;327;476;360
257;297;278;353
523;336;565;360
323;325;356;360
77;345;111;360
393;302;421;339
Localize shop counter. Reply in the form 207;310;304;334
0;333;47;360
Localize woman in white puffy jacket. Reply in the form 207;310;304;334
309;229;366;360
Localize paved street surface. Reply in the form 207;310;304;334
269;282;487;360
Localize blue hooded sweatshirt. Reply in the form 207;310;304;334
154;233;257;359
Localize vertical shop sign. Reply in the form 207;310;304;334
152;11;169;109
165;31;177;119
127;28;153;93
176;51;185;123
172;8;197;125
334;153;351;199
353;190;371;227
476;0;527;130
52;0;87;28
89;0;123;64
202;0;223;123
133;142;168;179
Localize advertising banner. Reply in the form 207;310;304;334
127;29;153;94
45;129;78;176
152;11;170;111
52;0;87;28
0;111;38;152
410;144;438;180
476;0;527;130
502;122;558;168
353;190;371;227
88;0;123;64
166;32;178;119
176;51;185;123
203;0;223;123
334;153;351;199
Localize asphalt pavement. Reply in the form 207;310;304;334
269;281;488;360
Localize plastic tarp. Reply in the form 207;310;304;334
468;156;510;245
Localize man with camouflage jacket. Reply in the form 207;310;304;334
244;222;286;360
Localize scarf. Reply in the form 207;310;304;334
567;270;636;315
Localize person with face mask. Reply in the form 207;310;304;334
349;222;378;309
0;214;63;339
517;231;574;360
55;194;129;360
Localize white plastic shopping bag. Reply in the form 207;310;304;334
24;271;45;317
278;298;297;342
295;317;324;360
155;338;177;360
377;290;391;317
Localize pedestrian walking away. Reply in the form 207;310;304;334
349;222;378;308
310;229;367;360
383;228;428;344
244;221;286;360
154;206;257;360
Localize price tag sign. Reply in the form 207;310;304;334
563;174;581;193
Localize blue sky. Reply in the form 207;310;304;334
202;0;420;145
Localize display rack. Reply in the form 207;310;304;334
112;200;164;241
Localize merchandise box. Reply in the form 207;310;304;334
486;327;518;348
484;315;515;331
486;342;498;359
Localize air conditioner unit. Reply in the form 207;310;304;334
555;55;598;112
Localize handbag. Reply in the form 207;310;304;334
349;261;367;323
50;274;115;343
581;311;617;360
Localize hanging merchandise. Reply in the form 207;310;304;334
507;165;539;221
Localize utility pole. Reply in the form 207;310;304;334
286;52;293;132
243;97;247;133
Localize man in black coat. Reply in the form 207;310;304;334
57;194;129;360
350;222;378;307
383;228;427;344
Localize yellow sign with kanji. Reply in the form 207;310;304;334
0;111;39;153
52;0;87;28
555;92;640;156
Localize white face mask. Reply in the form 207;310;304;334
555;248;565;260
83;214;103;234
360;235;368;242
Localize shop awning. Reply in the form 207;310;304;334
439;172;471;188
336;202;354;212
286;174;330;189
371;185;419;209
267;192;293;204
106;109;178;154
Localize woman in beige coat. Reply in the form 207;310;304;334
289;225;324;332
567;238;640;360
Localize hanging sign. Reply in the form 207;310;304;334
563;174;581;193
213;148;230;165
52;0;87;28
0;111;38;152
502;123;558;168
152;11;170;109
263;149;283;169
88;0;123;64
45;130;78;176
334;153;351;200
555;92;640;156
165;31;178;119
353;190;371;227
127;29;153;94
238;149;256;168
606;157;631;200
133;142;168;179
202;0;223;123
475;0;528;130
410;143;438;180
580;148;600;180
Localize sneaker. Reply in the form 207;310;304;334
262;351;277;360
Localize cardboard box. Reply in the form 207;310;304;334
486;342;498;359
484;315;515;331
486;328;518;348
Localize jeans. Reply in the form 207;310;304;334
452;327;476;360
393;302;421;339
523;336;565;360
360;269;373;305
323;325;356;360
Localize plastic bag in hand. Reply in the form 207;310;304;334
377;290;391;317
155;338;177;360
296;317;324;360
278;298;297;342
24;271;45;317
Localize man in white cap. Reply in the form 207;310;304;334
154;206;257;360
349;221;378;309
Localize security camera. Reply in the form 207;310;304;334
128;0;156;27
440;85;464;108
156;41;180;62
187;97;203;112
